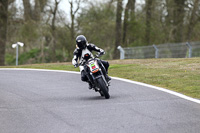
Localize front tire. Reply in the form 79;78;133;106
99;91;104;97
97;77;110;99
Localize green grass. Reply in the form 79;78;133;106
1;58;200;99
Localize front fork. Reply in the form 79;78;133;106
97;59;107;76
84;64;108;89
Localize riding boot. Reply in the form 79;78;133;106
105;74;111;82
88;81;93;89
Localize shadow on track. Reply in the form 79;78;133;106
79;96;107;101
79;95;119;101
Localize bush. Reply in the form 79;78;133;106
18;48;41;64
5;54;15;65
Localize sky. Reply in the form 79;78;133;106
59;0;145;15
15;0;145;20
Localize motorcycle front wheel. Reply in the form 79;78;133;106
97;77;110;99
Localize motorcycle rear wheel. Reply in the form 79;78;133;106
97;77;110;99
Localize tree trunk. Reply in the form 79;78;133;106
70;0;75;53
22;0;32;21
114;0;123;59
145;0;153;45
170;0;186;58
38;0;48;12
123;3;128;46
68;0;81;59
50;0;60;62
69;1;76;40
0;0;8;66
187;0;200;41
164;0;173;42
143;0;153;58
123;0;135;46
33;0;41;22
173;0;185;43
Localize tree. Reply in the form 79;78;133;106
173;0;186;43
187;0;200;41
114;0;123;59
69;0;81;40
49;0;61;62
123;0;135;46
0;0;8;66
23;0;48;22
22;0;32;21
3;0;200;65
67;0;81;55
77;2;116;59
21;0;48;52
162;0;173;42
145;0;153;45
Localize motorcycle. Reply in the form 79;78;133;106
78;53;110;99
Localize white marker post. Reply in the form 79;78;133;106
12;42;24;66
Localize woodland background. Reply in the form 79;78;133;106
0;0;200;66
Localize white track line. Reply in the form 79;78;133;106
0;68;199;104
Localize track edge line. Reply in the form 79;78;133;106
1;68;199;104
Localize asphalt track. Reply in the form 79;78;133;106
0;69;200;133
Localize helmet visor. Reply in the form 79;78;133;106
77;41;86;49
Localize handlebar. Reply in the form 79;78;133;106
74;52;103;68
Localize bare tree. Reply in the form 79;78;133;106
0;0;8;66
49;0;61;62
114;0;123;59
68;0;81;40
66;0;82;59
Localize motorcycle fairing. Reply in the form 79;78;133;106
87;60;99;73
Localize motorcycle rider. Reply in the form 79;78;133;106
72;35;111;89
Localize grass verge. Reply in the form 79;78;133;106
1;58;200;99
